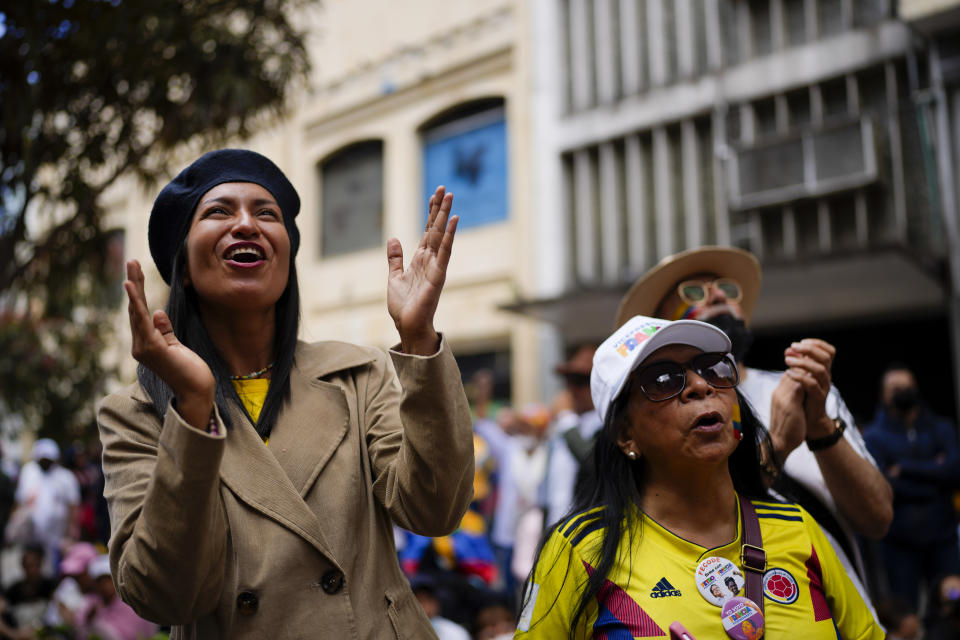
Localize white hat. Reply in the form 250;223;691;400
89;554;112;579
31;438;60;462
591;315;732;423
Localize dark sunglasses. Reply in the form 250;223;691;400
676;278;742;306
632;352;739;402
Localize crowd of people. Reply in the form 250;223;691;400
0;439;158;639
6;146;959;639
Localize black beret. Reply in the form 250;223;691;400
148;148;301;284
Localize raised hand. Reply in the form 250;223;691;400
124;260;215;429
768;374;806;463
783;338;837;439
386;186;459;355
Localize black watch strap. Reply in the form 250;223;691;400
807;417;846;451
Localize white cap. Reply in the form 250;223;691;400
591;315;732;423
89;554;112;579
31;438;60;462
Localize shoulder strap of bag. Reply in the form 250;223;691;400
739;495;766;614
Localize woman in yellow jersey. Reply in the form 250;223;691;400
516;315;883;639
97;149;474;638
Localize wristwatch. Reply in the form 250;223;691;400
807;417;846;451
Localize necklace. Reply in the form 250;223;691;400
229;362;275;381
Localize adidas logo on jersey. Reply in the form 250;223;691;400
650;577;682;598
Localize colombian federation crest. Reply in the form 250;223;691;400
762;568;799;605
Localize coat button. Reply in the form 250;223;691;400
321;569;344;594
236;591;258;615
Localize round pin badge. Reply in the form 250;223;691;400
720;596;765;640
763;567;799;604
695;556;746;606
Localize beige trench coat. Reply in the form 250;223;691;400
97;337;474;639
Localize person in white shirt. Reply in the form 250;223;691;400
615;245;893;612
13;439;80;576
542;345;602;527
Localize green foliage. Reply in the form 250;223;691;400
0;0;312;439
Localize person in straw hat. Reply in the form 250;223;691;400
615;245;892;614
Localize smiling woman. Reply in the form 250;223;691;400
97;149;474;638
515;315;884;640
184;182;291;314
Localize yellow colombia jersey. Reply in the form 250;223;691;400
515;497;883;639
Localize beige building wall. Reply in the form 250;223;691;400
899;0;960;21
104;0;546;407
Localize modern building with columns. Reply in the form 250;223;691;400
516;0;960;423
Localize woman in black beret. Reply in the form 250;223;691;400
97;149;475;638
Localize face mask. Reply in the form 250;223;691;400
704;314;754;363
892;387;920;413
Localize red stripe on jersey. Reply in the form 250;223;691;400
805;545;832;622
584;561;666;637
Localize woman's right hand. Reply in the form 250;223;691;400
125;260;215;429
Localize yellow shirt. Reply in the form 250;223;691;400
232;378;269;443
516;497;883;639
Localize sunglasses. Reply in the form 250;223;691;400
632;352;739;402
676;278;742;306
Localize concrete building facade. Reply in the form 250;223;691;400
518;0;960;423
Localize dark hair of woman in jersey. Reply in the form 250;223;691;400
521;389;771;637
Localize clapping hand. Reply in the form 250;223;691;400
386;186;459;355
124;260;215;429
783;338;837;439
769;374;806;462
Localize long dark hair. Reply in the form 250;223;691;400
522;389;771;637
137;237;300;440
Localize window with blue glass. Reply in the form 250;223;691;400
422;99;508;230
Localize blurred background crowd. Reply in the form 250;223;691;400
0;438;159;639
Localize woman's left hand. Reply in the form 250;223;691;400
783;338;837;439
387;186;459;355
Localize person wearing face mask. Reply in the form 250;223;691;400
615;246;892;617
864;365;960;608
10;439;80;577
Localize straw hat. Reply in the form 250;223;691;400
615;246;762;329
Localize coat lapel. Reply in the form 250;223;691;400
216;341;376;561
267;372;349;497
218;400;336;558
